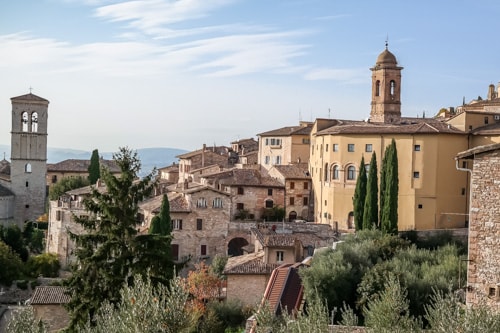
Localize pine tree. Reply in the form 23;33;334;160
64;147;175;330
363;152;378;230
381;139;399;234
88;149;101;184
352;156;367;230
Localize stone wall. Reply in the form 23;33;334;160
466;150;500;311
226;274;268;307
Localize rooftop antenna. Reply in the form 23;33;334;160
328;108;331;119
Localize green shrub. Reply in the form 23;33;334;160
0;240;23;285
26;253;60;278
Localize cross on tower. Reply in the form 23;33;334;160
29;86;33;94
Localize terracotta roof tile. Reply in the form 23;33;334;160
272;164;311;179
204;169;283;187
224;252;280;274
471;122;500;135
48;159;120;173
30;286;70;304
316;118;464;136
258;124;312;137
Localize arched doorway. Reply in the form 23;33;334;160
288;211;297;222
227;237;249;256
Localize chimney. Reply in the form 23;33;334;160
202;143;206;168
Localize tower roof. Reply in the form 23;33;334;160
376;48;398;66
11;93;49;103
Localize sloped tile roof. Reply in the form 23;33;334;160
224;252;280;275
30;286;70;304
0;159;10;176
456;142;500;160
258;124;312;137
48;159;120;173
176;146;229;159
11;93;49;103
316;118;464;136
471;122;500;135
204;169;283;187
264;235;297;247
272;164;311;179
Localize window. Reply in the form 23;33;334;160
213;197;223;208
51;175;58;183
488;287;496;297
201;245;207;256
56;211;61;221
365;144;373;152
289;197;295;205
276;251;284;262
413;172;420;179
237;187;244;195
268;188;273;196
347;165;356;180
333;144;339;152
348;144;355;152
290;182;295;190
275;155;281;165
21;112;29;132
303;197;308;205
461;188;466;196
485;116;489;125
375;80;380;96
414;144;421;151
25;204;30;208
31;112;38;132
302;138;310;144
332;165;339;180
324;163;329;181
173;219;183;230
265;138;269;145
26;181;29;187
25;163;32;173
264;156;270;164
270;138;281;146
418;204;423;209
390;80;396;97
325;144;329;152
172;244;179;261
236;203;244;210
304;182;308;190
265;199;273;208
196;219;203;230
196;197;207;208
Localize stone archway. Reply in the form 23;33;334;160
288;211;297;222
227;237;249;256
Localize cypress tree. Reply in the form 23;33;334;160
363;152;378;229
64;147;176;330
149;194;172;236
88;149;100;184
353;156;367;231
381;139;399;234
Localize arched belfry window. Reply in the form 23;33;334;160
22;112;29;132
25;163;32;173
390;80;396;97
31;112;38;132
375;80;380;96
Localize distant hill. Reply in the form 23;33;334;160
0;145;187;176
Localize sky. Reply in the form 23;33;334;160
1;0;500;153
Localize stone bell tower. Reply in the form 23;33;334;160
10;92;49;226
370;44;403;123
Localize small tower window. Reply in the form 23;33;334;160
375;80;381;96
31;112;38;132
265;199;273;208
22;112;29;132
25;163;32;173
390;80;396;97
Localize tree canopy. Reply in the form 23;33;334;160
64;147;175;330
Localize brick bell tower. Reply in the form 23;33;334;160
10;92;49;226
370;43;403;123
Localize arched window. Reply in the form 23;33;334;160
390;80;396;97
265;199;274;208
347;165;356;180
213;197;223;208
375;80;380;96
21;112;29;132
196;197;207;208
31;112;38;132
324;163;329;181
333;165;339;180
25;163;32;173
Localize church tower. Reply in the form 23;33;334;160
10;93;49;225
370;44;403;123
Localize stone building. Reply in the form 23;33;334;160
0;93;49;227
30;286;70;332
456;143;500;311
177;144;230;183
46;158;120;187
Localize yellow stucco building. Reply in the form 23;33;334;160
309;45;500;231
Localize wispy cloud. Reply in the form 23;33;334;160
303;67;365;82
